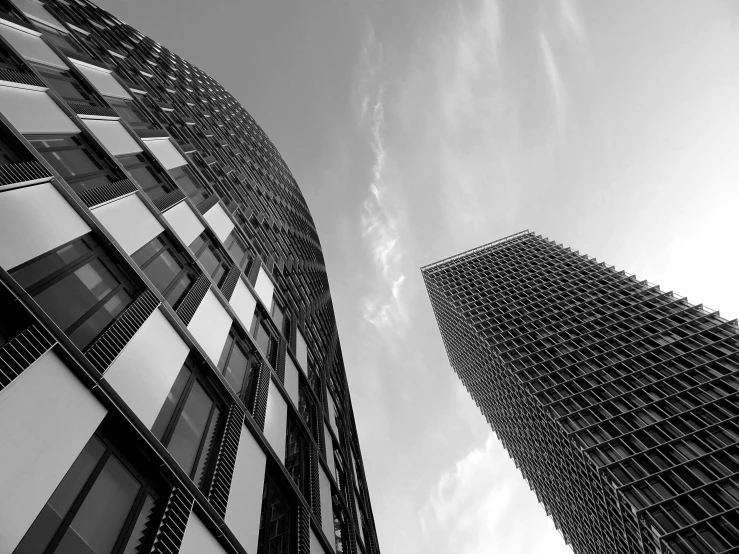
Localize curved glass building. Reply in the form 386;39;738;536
0;1;379;553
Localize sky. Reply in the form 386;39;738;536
96;1;739;552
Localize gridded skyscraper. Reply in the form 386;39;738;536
423;231;739;554
0;1;379;553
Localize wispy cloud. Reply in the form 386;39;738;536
420;433;573;554
356;24;407;331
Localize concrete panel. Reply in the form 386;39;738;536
0;182;90;271
103;309;189;430
225;425;267;554
264;379;287;463
92;193;164;254
163;200;204;247
187;289;232;363
0;351;106;552
203;202;234;243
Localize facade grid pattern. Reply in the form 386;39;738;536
423;231;739;554
0;0;379;553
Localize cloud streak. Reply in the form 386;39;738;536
357;25;407;331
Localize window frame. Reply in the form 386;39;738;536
9;233;138;351
151;357;227;491
26;133;122;194
131;233;198;310
188;231;231;286
216;327;260;405
13;428;163;554
118;150;174;200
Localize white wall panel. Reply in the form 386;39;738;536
0;182;90;271
324;424;336;479
0;86;79;134
264;380;287;463
229;278;257;331
0;22;65;69
319;467;334;543
203;202;234;242
163;200;204;247
284;354;300;406
187;289;232;363
144;138;187;170
225;425;266;554
253;266;274;309
0;351;106;553
14;0;65;31
73;61;132;100
179;512;227;554
92;193;163;254
310;529;326;554
103;309;189;430
296;328;308;373
83;119;141;156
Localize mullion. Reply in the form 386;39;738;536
44;449;113;554
63;281;127;337
23;247;99;296
159;369;197;449
189;401;217;481
110;483;152;554
137;241;167;270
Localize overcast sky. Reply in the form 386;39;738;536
96;1;739;552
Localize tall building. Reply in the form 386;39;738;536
0;1;379;553
423;231;739;554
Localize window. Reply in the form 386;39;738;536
14;433;160;554
252;314;278;367
106;97;154;130
257;474;295;554
285;415;309;499
118;152;172;200
216;329;259;400
223;231;249;269
271;298;291;344
27;135;120;193
131;234;197;309
35;66;97;105
0;130;25;165
169;165;206;205
188;231;230;285
151;359;224;491
10;235;136;350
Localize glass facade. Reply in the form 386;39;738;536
423;231;739;554
0;1;379;553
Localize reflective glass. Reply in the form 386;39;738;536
34;259;118;333
55;456;140;554
223;343;248;393
13;436;105;554
151;364;191;440
68;290;131;349
12;240;91;288
164;273;192;308
142;249;182;294
168;381;213;475
194;406;220;488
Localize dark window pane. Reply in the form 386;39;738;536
168;381;213;476
132;237;164;267
68;290;132;349
194;406;221;489
217;335;234;371
164;273;193;308
223;343;248;393
69;175;112;193
121;493;156;554
143;250;183;294
127;165;162;195
41;149;100;180
12;240;91;288
224;234;246;266
55;456;140;554
255;322;272;358
188;233;205;254
13;436;106;554
197;247;223;281
272;303;284;333
34;259;118;333
152;364;191;441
